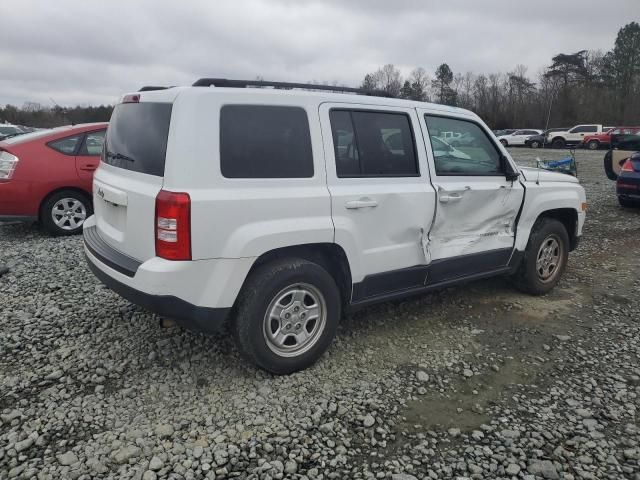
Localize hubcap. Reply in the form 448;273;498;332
536;234;563;282
51;198;87;231
263;283;327;357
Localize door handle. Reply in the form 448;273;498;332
345;198;378;209
80;165;97;171
439;193;463;203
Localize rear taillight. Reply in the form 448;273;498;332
0;151;19;180
621;159;636;172
155;190;191;261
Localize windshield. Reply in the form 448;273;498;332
103;102;172;177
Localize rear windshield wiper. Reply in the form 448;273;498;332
105;150;136;163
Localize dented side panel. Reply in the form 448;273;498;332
427;178;525;260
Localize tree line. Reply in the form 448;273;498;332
2;22;638;130
360;22;640;129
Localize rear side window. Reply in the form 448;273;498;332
329;110;418;177
78;130;105;156
220;105;313;178
48;134;82;155
103;103;172;177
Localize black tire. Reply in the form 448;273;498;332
587;140;599;150
604;150;617;181
551;138;566;149
500;139;508;147
40;190;92;236
513;218;570;295
530;140;540;149
618;196;638;208
232;258;341;374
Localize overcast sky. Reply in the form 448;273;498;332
1;0;637;107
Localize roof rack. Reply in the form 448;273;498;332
192;78;394;98
138;86;172;92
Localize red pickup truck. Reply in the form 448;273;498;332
582;127;640;150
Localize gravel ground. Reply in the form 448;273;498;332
1;148;638;480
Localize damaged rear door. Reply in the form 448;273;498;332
418;112;524;282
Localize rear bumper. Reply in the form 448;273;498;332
83;218;254;333
85;254;230;333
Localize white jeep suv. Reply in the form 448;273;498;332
84;78;586;374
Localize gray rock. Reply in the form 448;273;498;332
142;471;157;480
528;460;559;479
149;455;164;470
506;463;521;475
285;460;298;474
391;474;418;480
57;451;79;466
154;423;174;438
112;445;141;464
14;437;33;452
416;371;430;382
463;369;474;378
363;414;375;427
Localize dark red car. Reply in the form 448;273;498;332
0;123;107;235
581;127;640;150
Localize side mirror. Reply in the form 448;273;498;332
503;156;520;181
506;170;521;181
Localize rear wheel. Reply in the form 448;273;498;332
232;258;341;374
41;190;92;236
587;140;599;150
500;139;508;147
530;140;540;149
513;218;569;295
552;138;566;149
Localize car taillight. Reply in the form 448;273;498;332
621;159;636;172
155;190;191;261
0;151;19;180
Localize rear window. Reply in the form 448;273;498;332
103;102;172;177
220;105;313;178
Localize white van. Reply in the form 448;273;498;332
84;78;586;374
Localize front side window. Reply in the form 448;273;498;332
48;134;82;155
329;110;418;177
78;130;106;156
424;115;503;176
571;125;598;133
220;105;313;179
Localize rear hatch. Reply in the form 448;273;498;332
93;99;172;261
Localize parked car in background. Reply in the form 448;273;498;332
493;129;516;137
547;124;605;148
84;79;585;374
497;129;542;147
604;132;640;181
0;124;25;140
0;123;107;234
524;128;569;148
579;127;639;150
616;152;640;207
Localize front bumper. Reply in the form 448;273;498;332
83;223;241;333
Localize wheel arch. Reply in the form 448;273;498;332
244;243;353;307
536;208;578;250
38;186;92;221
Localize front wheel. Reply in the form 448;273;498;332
232;258;341;374
41;190;92;236
513;218;569;295
500;139;508;147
